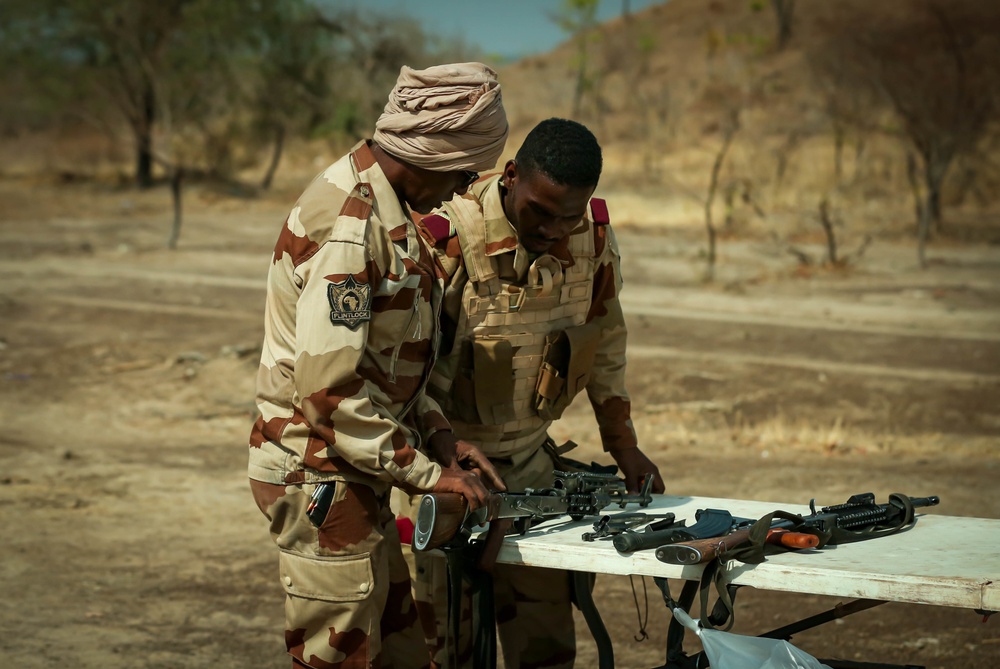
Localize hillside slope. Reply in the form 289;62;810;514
498;0;1000;241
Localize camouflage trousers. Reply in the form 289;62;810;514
399;446;577;669
251;478;430;669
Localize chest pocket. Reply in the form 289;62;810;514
442;335;515;426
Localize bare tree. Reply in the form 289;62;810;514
551;0;601;119
807;56;878;188
0;0;280;188
24;1;195;188
815;1;1000;265
704;107;741;281
694;76;748;282
248;5;345;191
694;29;766;281
771;0;795;51
817;197;838;266
167;167;184;250
905;152;931;267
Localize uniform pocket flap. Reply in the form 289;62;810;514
472;337;515;424
536;363;565;400
278;549;374;602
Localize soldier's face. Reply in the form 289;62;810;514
503;163;594;254
405;167;475;214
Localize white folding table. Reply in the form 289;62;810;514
482;494;999;668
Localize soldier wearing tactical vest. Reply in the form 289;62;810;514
248;63;510;669
412;118;666;669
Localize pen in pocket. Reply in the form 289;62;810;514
306;483;334;527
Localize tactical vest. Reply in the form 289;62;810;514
427;179;608;458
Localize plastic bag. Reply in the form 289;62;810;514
670;606;831;669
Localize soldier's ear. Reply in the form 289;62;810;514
503;160;518;188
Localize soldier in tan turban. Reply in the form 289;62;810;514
247;62;509;669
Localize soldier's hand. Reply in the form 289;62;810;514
454;439;506;492
433;466;492;510
610;448;665;494
426;431;506;493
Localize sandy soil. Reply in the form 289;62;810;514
0;178;998;668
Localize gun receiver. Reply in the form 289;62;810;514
412;470;654;553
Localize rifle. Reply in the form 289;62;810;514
412;470;654;556
655;492;940;565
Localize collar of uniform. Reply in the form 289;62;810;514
480;175;519;257
351;140;410;238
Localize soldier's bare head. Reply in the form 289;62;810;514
515;118;603;189
501;118;602;254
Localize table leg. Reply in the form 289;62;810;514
572;571;615;669
760;598;886;640
758;599;926;669
652;582;924;669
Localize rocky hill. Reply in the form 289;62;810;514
498;0;1000;242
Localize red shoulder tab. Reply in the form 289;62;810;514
590;198;610;225
421;214;454;244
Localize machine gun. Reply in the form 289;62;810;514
655;492;940;565
416;470;653;669
412;469;654;555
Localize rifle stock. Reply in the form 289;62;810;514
413;492;472;551
656;528;820;565
656;528;752;565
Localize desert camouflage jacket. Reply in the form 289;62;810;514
249;140;449;493
423;174;638;454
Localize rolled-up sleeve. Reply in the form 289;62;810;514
585;225;638;452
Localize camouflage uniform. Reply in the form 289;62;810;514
412;174;637;669
249;139;451;669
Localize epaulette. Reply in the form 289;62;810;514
421;213;455;244
338;182;374;220
590;197;610;225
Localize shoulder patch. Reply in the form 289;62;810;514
421;213;455;244
590;198;610;225
327;275;371;330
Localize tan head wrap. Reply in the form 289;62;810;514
373;62;509;172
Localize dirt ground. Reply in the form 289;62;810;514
0;177;998;669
